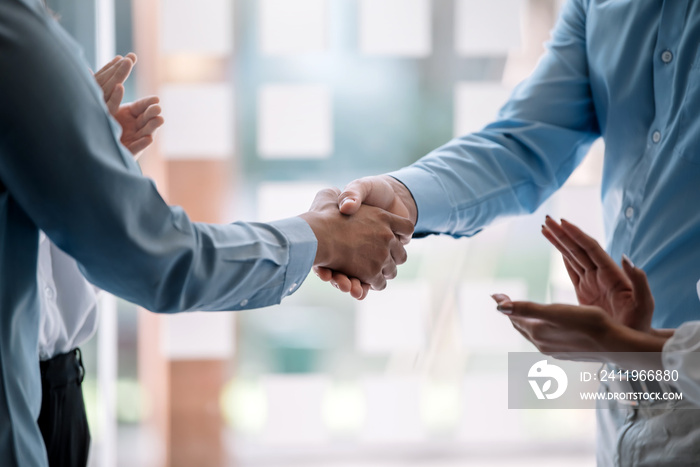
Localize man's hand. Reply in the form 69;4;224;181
542;216;654;331
113;95;164;157
338;175;417;225
300;188;414;292
94;54;136;115
313;175;417;299
94;53;164;157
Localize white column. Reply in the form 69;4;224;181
95;2;118;465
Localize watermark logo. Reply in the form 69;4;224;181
528;359;568;400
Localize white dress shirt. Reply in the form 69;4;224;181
662;280;700;406
37;232;98;361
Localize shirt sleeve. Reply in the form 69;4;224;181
0;1;317;313
662;321;700;406
389;0;599;237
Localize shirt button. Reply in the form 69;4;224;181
625;206;635;219
288;283;298;293
44;287;55;300
240;299;249;307
652;131;661;143
661;50;673;63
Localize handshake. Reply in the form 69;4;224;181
299;175;418;300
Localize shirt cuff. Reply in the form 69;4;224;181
388;166;454;235
267;216;317;299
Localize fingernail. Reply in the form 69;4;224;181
622;254;635;268
340;198;354;207
497;302;513;314
545;215;552;220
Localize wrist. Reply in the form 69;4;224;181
607;325;669;370
384;175;418;226
298;212;330;266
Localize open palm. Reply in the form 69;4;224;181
542;217;654;331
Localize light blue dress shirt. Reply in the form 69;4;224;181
0;0;316;465
392;0;700;330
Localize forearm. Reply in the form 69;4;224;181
389;0;597;237
0;6;316;313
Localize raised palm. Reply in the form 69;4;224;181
542;217;654;331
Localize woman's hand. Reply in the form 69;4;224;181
491;294;669;369
542;217;654;332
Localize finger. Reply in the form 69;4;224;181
106;83;124;115
103;59;134;103
491;293;512;304
124;52;137;64
387;212;414;244
310;187;342;211
500;300;557;320
559;218;620;271
348;278;365;300
338;178;375;215
134;116;165;140
622;255;655;312
389;238;408;266
125;135;153;156
94;55;122;84
314;266;334;282
129;96;160;119
382;259;397;280
544;217;595;271
331;271;353;293
136;104;163;129
369;273;387;291
562;255;581;288
542;224;584;276
359;283;371;300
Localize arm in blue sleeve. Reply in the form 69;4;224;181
390;0;599;237
0;1;316;313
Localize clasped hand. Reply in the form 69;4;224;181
301;187;413;294
309;175;417;299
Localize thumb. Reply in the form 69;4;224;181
339;176;403;217
338;178;374;215
622;255;654;313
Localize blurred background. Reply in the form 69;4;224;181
46;0;606;465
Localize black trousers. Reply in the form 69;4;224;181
38;348;91;467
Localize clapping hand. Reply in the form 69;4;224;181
492;218;670;369
94;54;164;157
540;216;654;331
